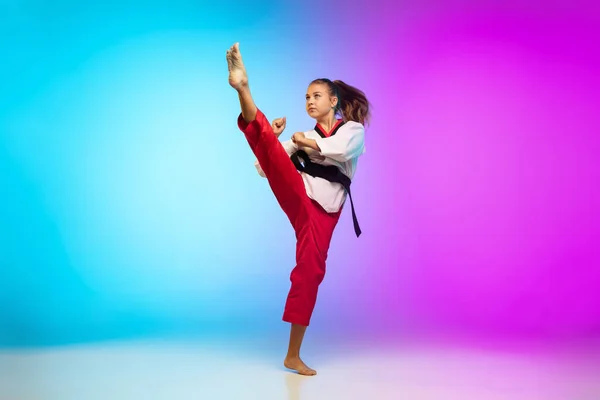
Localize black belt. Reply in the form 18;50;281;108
290;150;361;237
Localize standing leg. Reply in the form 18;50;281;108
283;200;342;376
285;324;312;374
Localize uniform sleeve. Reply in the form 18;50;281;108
254;160;267;177
281;138;299;156
254;138;298;178
314;122;365;162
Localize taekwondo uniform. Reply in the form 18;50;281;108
238;108;365;326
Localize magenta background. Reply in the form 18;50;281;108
316;0;600;339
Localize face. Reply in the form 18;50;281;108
305;83;338;120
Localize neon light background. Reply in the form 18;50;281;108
1;0;598;347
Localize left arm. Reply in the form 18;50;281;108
292;132;321;152
296;138;321;152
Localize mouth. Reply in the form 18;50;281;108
308;108;317;112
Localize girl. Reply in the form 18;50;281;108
226;43;370;376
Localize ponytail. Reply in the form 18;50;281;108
332;80;371;126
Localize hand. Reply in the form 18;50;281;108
291;131;305;145
271;117;286;137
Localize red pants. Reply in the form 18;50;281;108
238;109;341;326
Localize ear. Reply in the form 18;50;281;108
331;96;339;109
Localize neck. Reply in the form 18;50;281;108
317;113;338;132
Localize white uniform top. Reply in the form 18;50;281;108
254;120;365;213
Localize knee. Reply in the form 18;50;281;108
311;266;326;285
291;260;326;286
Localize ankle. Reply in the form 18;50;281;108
236;82;250;93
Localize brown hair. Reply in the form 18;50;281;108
310;78;371;126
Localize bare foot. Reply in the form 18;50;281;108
284;357;317;376
226;43;248;90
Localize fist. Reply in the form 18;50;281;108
291;131;305;144
271;117;286;137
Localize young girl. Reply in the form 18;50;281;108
226;42;370;376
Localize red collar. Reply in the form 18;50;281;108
316;119;343;137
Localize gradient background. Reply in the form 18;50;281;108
1;0;599;348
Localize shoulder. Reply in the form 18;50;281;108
341;120;365;135
344;120;363;128
343;120;364;130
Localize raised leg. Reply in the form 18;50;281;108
227;42;307;228
226;43;255;122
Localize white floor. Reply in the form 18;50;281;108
1;337;598;400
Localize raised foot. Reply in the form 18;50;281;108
226;42;248;90
284;357;317;376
